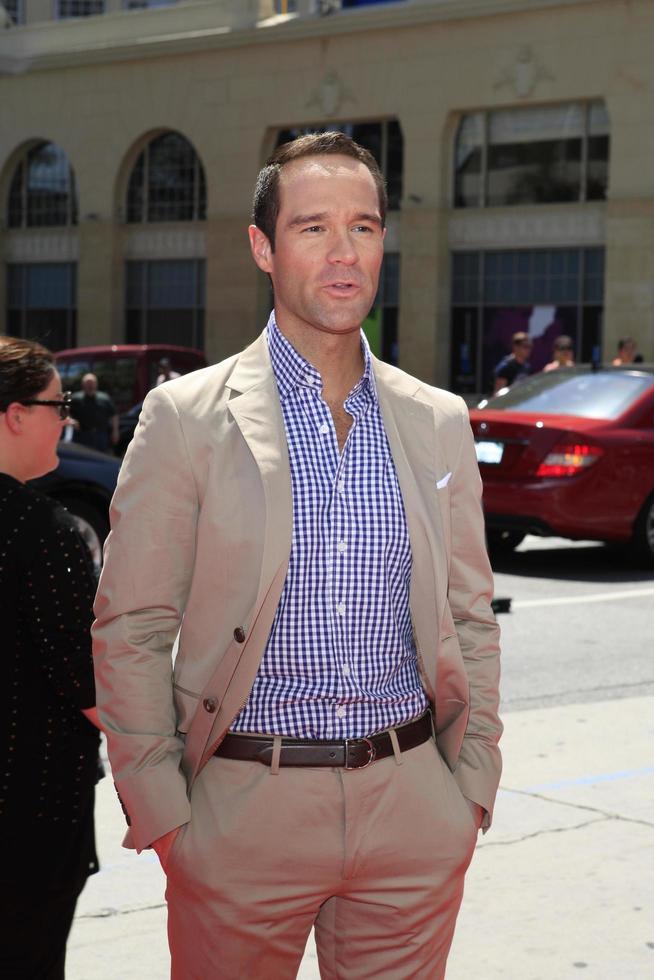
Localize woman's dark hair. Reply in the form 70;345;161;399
252;131;387;251
0;336;55;413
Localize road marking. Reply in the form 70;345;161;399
512;586;654;609
527;766;654;792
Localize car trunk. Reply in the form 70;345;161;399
469;411;609;479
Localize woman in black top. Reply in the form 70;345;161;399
0;336;101;980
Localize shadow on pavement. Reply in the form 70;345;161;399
490;539;654;585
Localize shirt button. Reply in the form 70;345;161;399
304;375;315;385
337;480;345;493
336;602;346;616
336;541;346;553
319;423;329;434
336;706;346;719
233;627;246;643
342;664;351;677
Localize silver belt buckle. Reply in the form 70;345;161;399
345;736;377;770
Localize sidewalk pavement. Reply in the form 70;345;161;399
67;696;654;979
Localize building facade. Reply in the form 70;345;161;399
1;0;652;392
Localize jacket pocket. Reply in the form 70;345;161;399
173;682;201;734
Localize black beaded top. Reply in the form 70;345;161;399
0;472;100;886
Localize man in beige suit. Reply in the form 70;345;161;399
93;132;501;979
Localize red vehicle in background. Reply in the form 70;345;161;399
469;367;654;563
55;344;206;414
55;344;207;453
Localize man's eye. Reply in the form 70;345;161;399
302;225;323;233
353;225;374;233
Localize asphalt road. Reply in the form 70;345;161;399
491;536;654;713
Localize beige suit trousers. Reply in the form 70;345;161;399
164;737;478;979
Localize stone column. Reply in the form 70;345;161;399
77;219;122;345
604;200;654;361
396;114;450;388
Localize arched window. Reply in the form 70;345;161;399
454;101;609;208
126;132;207;223
7;142;78;228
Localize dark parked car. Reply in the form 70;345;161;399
30;441;121;572
470;367;654;562
116;399;143;456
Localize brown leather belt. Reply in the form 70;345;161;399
214;710;433;770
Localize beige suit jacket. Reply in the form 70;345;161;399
93;331;502;852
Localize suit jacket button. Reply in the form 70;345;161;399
233;627;246;643
203;697;217;713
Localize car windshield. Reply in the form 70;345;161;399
478;369;654;419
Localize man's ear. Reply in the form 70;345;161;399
248;224;273;275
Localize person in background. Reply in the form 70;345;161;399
93;132;502;979
156;357;181;386
0;336;102;980
544;335;576;372
611;337;639;366
493;331;533;392
70;372;119;453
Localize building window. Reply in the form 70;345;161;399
123;0;177;8
56;0;105;17
454;102;609;208
450;247;604;394
125;260;205;348
7;143;78;229
3;0;24;24
276;119;404;210
7;263;77;351
126;133;207;223
362;253;400;365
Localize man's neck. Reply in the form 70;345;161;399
276;319;365;403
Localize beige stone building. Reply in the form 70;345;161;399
1;0;652;393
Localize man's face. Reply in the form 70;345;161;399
514;339;532;363
82;375;97;395
249;154;385;339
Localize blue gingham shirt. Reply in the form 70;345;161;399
232;314;428;739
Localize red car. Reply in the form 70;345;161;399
469;367;654;562
55;344;207;415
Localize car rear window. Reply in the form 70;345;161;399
479;370;654;419
89;358;137;408
58;359;91;389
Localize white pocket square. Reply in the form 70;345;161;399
436;472;452;490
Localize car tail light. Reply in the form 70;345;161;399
535;443;605;478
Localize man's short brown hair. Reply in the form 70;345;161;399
252;132;387;251
512;332;531;348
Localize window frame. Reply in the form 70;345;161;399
6;262;78;351
7;142;78;230
453;101;609;209
449;247;605;394
55;0;105;18
126;132;207;224
124;258;206;350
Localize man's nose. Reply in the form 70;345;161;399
326;229;358;265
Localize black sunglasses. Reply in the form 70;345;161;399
20;391;73;421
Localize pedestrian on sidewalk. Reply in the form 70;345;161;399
93;132;502;980
493;331;532;392
543;334;576;372
0;336;102;980
70;372;119;453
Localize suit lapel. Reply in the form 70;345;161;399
226;334;292;605
374;360;448;695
